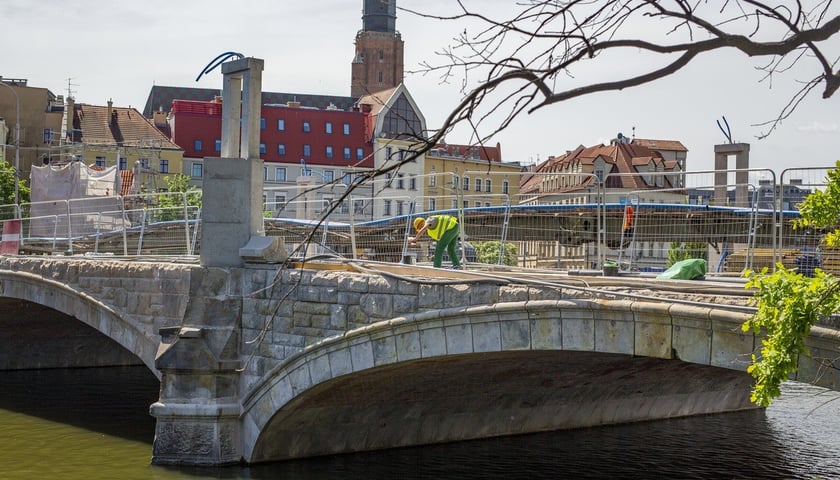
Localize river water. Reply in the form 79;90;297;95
1;366;839;480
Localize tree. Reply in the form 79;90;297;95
401;1;840;146
475;241;518;266
742;160;840;407
0;160;30;218
666;242;708;267
153;173;202;222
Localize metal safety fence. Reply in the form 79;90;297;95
1;166;837;277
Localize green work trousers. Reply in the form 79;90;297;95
433;224;461;268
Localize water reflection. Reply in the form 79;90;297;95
1;367;839;480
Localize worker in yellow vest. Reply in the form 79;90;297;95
409;215;462;269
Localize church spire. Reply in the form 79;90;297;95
351;0;404;98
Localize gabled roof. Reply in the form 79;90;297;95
522;140;683;193
433;142;503;162
143;85;356;117
71;103;181;149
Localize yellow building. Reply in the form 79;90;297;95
0;77;64;183
66;97;184;192
422;143;522;213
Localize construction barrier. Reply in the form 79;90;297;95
1;219;21;254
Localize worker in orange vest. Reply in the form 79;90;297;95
623;205;635;239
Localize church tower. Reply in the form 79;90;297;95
351;0;404;98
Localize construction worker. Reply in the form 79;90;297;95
623;204;635;239
409;215;462;269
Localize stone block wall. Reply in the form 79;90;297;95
235;266;565;393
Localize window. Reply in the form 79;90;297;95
215;139;221;152
475;178;482;192
343;147;351;160
159;159;169;173
303;121;311;133
119;157;127;170
396;174;405;189
354;199;365;214
463;200;469;209
378;49;384;60
324;170;334;182
342;172;352;185
428;198;436;211
452;175;459;189
451;199;458;209
503;180;510;194
356;147;364;160
383;199;392;216
191;162;203;178
303;144;311;158
139;158;149;168
485;179;492;192
475;201;482;208
343;123;350;135
275;167;287;182
194;139;203;151
396;200;405;216
263;166;268;180
384;173;392;188
326;146;333;159
95;156;106;167
260;117;266;130
429;175;436;187
384;146;392;160
409;176;417;190
278;144;286;156
463;176;470;191
378;71;383;82
259;143;266;155
325;122;333;134
277;119;285;131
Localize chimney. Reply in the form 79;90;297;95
153;107;168;128
65;96;76;141
107;99;114;126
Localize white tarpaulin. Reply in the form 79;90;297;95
29;162;129;238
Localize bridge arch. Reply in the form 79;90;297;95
241;298;762;463
0;269;159;375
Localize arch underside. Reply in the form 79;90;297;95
0;274;157;374
251;350;755;463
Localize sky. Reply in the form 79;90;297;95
2;0;838;179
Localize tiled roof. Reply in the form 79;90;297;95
72;103;181;149
523;140;682;193
632;138;688;152
434;142;503;162
143;85;357;117
356;86;397;116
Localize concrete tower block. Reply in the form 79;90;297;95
714;143;750;207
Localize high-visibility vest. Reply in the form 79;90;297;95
426;215;457;240
623;205;635;230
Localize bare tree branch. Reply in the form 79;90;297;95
403;1;840;146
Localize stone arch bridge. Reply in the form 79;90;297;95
1;256;839;466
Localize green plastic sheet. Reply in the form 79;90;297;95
656;259;706;280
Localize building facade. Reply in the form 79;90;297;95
0;77;64;184
65;98;184;193
167;97;374;219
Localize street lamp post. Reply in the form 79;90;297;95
0;81;20;212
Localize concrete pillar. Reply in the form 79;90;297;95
220;57;263;159
200;156;265;267
713;143;750;208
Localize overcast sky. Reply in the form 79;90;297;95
2;0;838;179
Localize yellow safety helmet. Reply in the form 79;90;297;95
413;217;426;232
